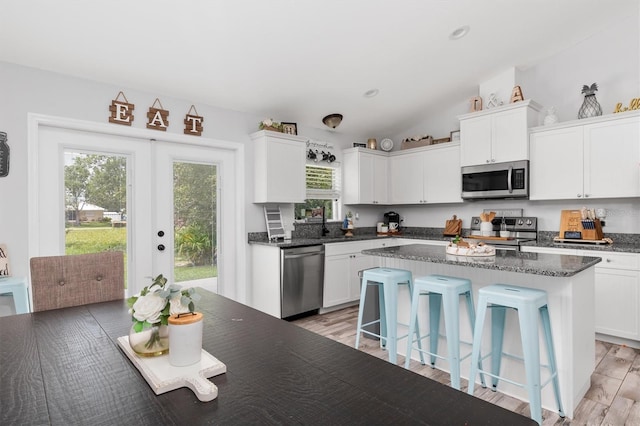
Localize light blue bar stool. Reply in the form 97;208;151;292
467;284;564;425
0;276;30;314
404;274;485;390
355;267;420;365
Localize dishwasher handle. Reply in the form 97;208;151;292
284;252;323;260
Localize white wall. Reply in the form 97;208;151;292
0;61;364;281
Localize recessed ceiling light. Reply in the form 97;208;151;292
449;25;470;40
363;89;379;98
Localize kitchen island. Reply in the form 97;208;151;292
362;243;602;419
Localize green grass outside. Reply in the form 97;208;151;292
64;224;216;284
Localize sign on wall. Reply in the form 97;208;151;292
108;91;135;126
184;105;204;136
0;244;11;276
147;98;169;131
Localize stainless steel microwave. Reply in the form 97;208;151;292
461;160;529;200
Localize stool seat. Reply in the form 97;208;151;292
404;274;484;390
468;284;564;425
355;267;418;365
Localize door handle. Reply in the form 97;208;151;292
157;244;165;251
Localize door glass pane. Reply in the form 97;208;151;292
173;162;218;293
64;151;128;286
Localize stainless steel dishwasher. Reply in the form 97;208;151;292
281;245;324;319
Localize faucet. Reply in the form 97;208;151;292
321;206;330;237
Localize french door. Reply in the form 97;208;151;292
31;121;239;298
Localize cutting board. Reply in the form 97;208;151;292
558;210;604;241
443;215;462;236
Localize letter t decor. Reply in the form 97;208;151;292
184;105;204;136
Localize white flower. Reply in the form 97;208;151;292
263;118;273;126
132;293;166;324
169;296;190;315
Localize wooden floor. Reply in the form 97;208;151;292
293;305;640;426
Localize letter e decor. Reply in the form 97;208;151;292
147;98;170;131
184;105;204;136
108;91;135;126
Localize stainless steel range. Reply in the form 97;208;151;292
469;209;537;251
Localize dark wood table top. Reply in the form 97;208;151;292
0;290;536;425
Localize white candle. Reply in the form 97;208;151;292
168;312;203;367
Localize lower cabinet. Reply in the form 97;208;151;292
523;246;640;342
577;250;640;341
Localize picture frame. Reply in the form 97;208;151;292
282;122;298;135
450;130;460;142
353;142;367;148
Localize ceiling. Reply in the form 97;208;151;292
1;0;637;136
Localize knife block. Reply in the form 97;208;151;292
582;219;604;240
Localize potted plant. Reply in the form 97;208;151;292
127;274;200;356
259;118;284;132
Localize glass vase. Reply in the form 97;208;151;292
128;323;169;357
578;94;602;119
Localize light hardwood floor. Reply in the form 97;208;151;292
293;305;640;426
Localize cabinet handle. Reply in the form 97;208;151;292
577;194;582;198
584;194;590;198
606;258;612;263
491;159;495;163
486;159;490;163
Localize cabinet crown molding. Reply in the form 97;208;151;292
458;99;542;121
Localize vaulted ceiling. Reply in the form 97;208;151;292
1;0;637;135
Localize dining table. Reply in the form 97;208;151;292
0;289;536;425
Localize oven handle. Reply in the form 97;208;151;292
507;165;513;193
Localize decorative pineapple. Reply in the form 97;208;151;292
578;83;602;119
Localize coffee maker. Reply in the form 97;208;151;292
384;211;401;232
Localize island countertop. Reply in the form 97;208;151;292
362;243;602;277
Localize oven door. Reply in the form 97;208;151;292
461;160;529;199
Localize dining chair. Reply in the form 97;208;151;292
30;251;124;312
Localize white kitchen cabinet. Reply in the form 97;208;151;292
323;240;378;308
522;245;640;343
530;113;640;200
459;100;542;167
576;250;640;341
250;244;282;317
389;143;462;204
251;130;306;203
343;148;388;205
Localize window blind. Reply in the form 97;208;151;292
305;165;340;200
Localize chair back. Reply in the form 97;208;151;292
30;251;124;312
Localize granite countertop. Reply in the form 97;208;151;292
248;228;640;253
362;243;602;277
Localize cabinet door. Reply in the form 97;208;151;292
253;136;306;203
423;145;462;203
460;115;492;166
492;108;529;163
372;154;389;204
323;254;351;307
389;153;423;203
529;127;584;200
594;268;640;340
584;116;640;198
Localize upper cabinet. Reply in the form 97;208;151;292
458;100;542;167
252;130;306;203
389;143;462;204
530;112;640;200
343;148;388;205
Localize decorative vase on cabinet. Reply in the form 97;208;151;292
578;83;602;119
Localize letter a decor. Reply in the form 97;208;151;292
147;98;170;131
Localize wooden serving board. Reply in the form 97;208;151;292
466;235;512;241
443;215;462;236
117;336;226;402
553;237;613;245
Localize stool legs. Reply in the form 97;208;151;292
355;278;374;351
490;306;507;390
468;298;488;396
428;294;442;367
519;305;542;425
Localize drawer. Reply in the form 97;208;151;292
577;250;640;270
324;240;375;256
